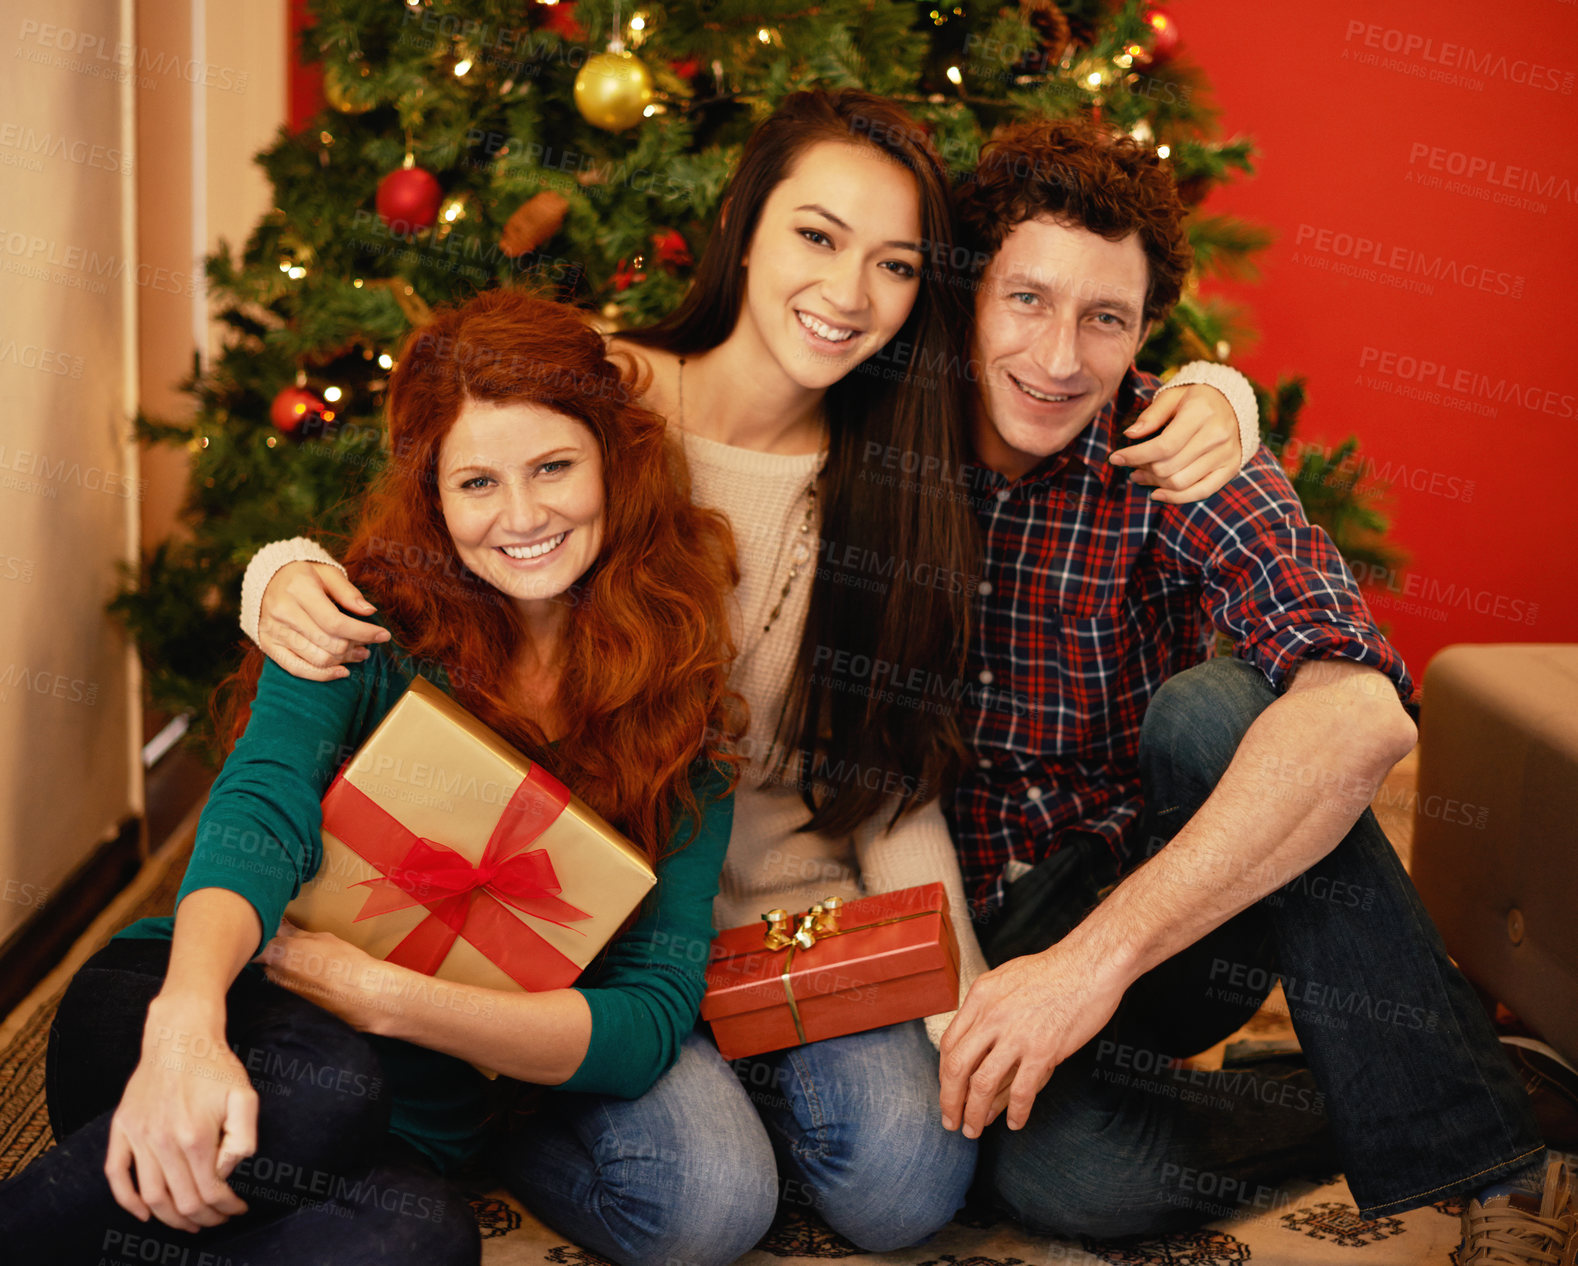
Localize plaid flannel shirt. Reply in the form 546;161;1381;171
948;368;1413;916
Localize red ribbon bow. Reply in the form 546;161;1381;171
321;762;591;991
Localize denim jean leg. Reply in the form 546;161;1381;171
1;938;475;1266
493;1028;778;1266
983;828;1334;1237
1139;657;1544;1217
747;1021;977;1251
987;1037;1336;1240
214;1150;480;1266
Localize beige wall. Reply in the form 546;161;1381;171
0;0;140;940
139;0;287;550
0;1;286;943
135;0;194;549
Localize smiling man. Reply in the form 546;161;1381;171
936;117;1568;1264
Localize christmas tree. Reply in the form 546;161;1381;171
113;0;1396;746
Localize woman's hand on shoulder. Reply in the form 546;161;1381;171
1108;382;1243;504
260;562;389;681
104;994;256;1231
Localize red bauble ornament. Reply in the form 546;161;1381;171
1144;8;1181;66
669;57;700;81
271;386;325;434
376;166;443;234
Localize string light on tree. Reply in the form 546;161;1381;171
613;252;647;291
435;192;472;239
276;235;314;281
1144;8;1180;66
270;384;326;434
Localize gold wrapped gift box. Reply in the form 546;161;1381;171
285;676;654;995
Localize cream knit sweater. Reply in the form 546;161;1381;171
674;432;990;1023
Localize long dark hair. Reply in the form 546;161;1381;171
624;90;977;835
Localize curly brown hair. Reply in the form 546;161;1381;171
218;290;743;864
954;116;1192;323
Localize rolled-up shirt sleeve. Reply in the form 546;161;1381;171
1158;446;1414;700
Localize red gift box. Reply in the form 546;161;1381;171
700;883;960;1060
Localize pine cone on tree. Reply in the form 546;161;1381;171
1018;0;1072;66
500;192;571;258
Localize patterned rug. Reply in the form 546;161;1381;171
0;833;197;1183
0;761;1525;1262
458;1177;1474;1266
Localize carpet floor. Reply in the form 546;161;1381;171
0;753;1518;1263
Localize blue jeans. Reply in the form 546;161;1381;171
494;1021;976;1265
982;658;1544;1237
0;938;479;1266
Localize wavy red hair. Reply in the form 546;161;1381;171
223;289;742;863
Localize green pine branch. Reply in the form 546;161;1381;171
113;0;1402;752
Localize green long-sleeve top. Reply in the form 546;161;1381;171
119;640;733;1173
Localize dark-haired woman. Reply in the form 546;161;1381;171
0;291;742;1266
238;91;1257;1261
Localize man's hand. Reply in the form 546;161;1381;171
104;995;256;1232
1110;383;1243;504
937;660;1414;1142
258;562;388;682
939;940;1128;1138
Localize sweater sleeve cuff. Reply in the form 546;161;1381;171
1158;360;1260;472
239;537;345;646
924;896;989;1050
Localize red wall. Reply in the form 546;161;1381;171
1178;0;1578;681
287;0;321;131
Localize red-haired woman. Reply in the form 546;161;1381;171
0;290;741;1266
229;91;1258;1260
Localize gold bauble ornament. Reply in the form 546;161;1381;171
325;65;373;114
573;51;653;132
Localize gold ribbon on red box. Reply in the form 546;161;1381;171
320;760;591;991
716;897;932;1044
